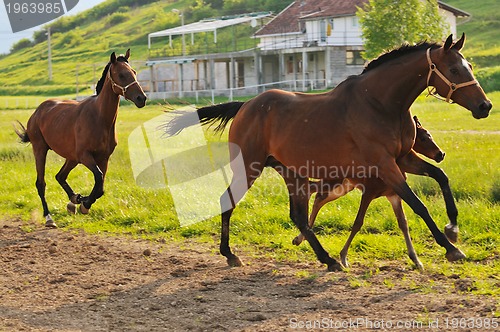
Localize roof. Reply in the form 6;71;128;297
437;1;470;18
148;12;272;47
254;0;366;36
254;0;470;37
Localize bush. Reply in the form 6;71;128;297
10;38;33;53
491;179;500;203
476;66;500;93
57;29;84;47
108;12;130;26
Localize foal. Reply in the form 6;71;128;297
15;50;146;227
292;116;445;269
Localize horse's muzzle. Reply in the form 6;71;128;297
434;151;445;163
472;100;492;119
134;94;147;108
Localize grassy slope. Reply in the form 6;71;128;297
0;0;499;96
445;0;500;91
445;0;500;55
0;0;191;95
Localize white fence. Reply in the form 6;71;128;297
0;78;328;109
146;79;328;103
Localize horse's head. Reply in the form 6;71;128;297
108;49;147;108
427;33;492;119
412;116;445;163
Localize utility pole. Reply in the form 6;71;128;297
47;27;52;81
172;9;185;56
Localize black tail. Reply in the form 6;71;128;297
164;101;245;136
13;120;30;143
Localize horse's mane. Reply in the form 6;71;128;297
94;54;129;95
362;41;440;74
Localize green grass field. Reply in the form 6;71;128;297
1;92;499;296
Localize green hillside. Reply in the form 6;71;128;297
0;0;194;96
0;0;498;96
444;0;500;92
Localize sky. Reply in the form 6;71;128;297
0;0;107;54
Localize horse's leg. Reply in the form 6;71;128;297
220;187;243;267
33;144;56;228
379;160;465;262
95;158;108;201
286;176;343;271
78;153;104;214
55;160;81;214
386;195;423;270
220;157;265;267
399;152;458;242
293;180;353;246
339;192;375;268
292;191;328;245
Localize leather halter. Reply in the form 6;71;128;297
107;64;139;97
426;48;478;103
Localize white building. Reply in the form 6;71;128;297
254;0;469;87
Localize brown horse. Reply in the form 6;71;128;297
166;34;491;271
291;116;446;270
15;49;146;228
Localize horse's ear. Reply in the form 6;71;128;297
443;34;453;51
452;33;466;51
110;52;117;64
125;49;130;60
413;115;422;128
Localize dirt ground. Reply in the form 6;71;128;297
1;218;498;332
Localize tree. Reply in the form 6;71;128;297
186;0;216;22
357;0;449;60
10;38;33;53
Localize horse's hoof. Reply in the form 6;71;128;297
327;261;344;272
292;235;304;246
70;194;82;204
79;204;90;215
45;215;57;228
414;260;424;271
446;248;466;262
340;256;349;268
227;256;244;267
67;202;77;214
444;224;459;243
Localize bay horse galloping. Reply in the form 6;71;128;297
291;116;447;270
15;49;146;228
167;34;491;271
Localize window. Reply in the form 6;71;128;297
352;17;359;28
346;50;364;65
320;20;327;42
287;56;294;74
